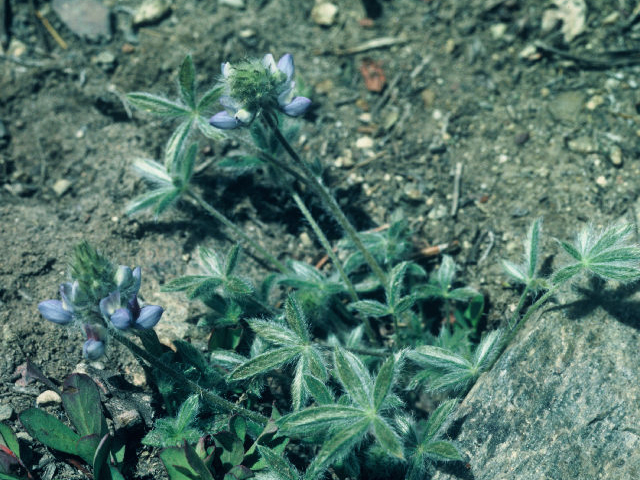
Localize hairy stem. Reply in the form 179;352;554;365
110;329;269;425
262;115;387;286
187;189;289;274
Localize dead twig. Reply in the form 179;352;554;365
451;162;463;218
34;10;67;49
321;36;409;56
534;41;640;69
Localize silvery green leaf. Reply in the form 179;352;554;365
230;346;301;381
526;217;542;279
285;296;309;341
409;346;473;371
435;255;456;290
291;358;306;411
423;399;457;441
187;278;223;300
165;119;194;172
447;287;480;301
552;263;583;284
304;347;328;380
126;187;176;216
225;244;241;277
501;259;528;284
127;92;190;117
154;187;181;216
249;319;300;346
225;276;254;296
333;347;373;408
345;325;365;348
304;418;371;480
555;223;640;283
393;294;417;314
388;261;410;305
197;85;223;112
421;440;463;462
210;349;247;368
178;55;196;109
472;329;502;371
257;445;299;480
348;300;390;317
278;405;366;436
304;375;334;405
132;158;172;185
428;370;476;393
289;260;325;283
372;417;403;458
175;395;199;433
161;275;210;292
373;354;396;411
177;141;197;186
414;283;445;300
199;246;223;276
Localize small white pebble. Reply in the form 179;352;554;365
595;175;607;187
36;390;62;406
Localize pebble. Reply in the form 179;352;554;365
52;0;111;41
585;95;604;110
567;136;597;154
314;79;334;95
608;145;623;167
595;175;607;187
52;178;72;196
51;178;71;197
36;390;62;406
428;204;448;220
113;409;142;430
93;51;117;72
403;184;423;201
549;91;585;122
311;2;338;26
490;23;508;39
299;232;312;248
334;150;354;168
355;136;374;149
514;131;530;145
421;88;435;107
519;44;541;61
0;404;14;421
219;0;245;8
133;0;172;27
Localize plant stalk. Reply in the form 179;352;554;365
110;329;269;426
187;189;289;274
262;115;387;287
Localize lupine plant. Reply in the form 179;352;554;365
24;53;640;480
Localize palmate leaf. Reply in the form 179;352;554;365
248;319;300;346
554;223;640;284
502;217;544;289
127;92;191;117
178;55;196;109
304;375;334;405
257;445;299;480
373;354;396;411
284;296;309;341
372;417;403;458
165;119;195;172
229;346;302;381
333;348;373;408
304;418;370;480
347;299;390;318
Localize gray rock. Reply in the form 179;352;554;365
52;0;112;42
0;404;13;421
432;291;640;480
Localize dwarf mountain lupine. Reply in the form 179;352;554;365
209;53;311;129
38;243;163;360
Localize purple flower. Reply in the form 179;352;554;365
110;308;132;330
209;111;241;130
136;304;163;329
38;299;73;325
281;96;312;117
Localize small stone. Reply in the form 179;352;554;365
550;91;585;122
511;207;529;218
358;112;372;123
52;0;111;41
52;179;72;197
490;23;508;39
7;39;27;57
403;184;423;201
121;43;135;54
608;145;623;167
93;51;116;72
602;11;619;25
334;150;354;168
595;175;607;187
428;204;448;220
239;28;255;38
421;88;435;107
0;404;14;421
567;136;597;154
113;409;142;430
586;95;604;110
36;390;62;406
219;0;245;8
514;132;530;145
311;2;338;26
314;79;334;95
299;232;312;248
133;0;172;27
519;44;541;61
356;136;374;149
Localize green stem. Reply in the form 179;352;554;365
110;329;269;426
291;193;358;301
187;189;289;274
502;284;559;349
262;115;387;287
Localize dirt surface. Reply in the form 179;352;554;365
1;0;640;477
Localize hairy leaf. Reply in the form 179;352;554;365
230;347;301;381
372;417;403;458
333;348;372;408
178;55;196;109
127;92;190;117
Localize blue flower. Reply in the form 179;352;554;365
209;53;311;130
38;299;73;324
83;324;106;360
100;291;163;330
